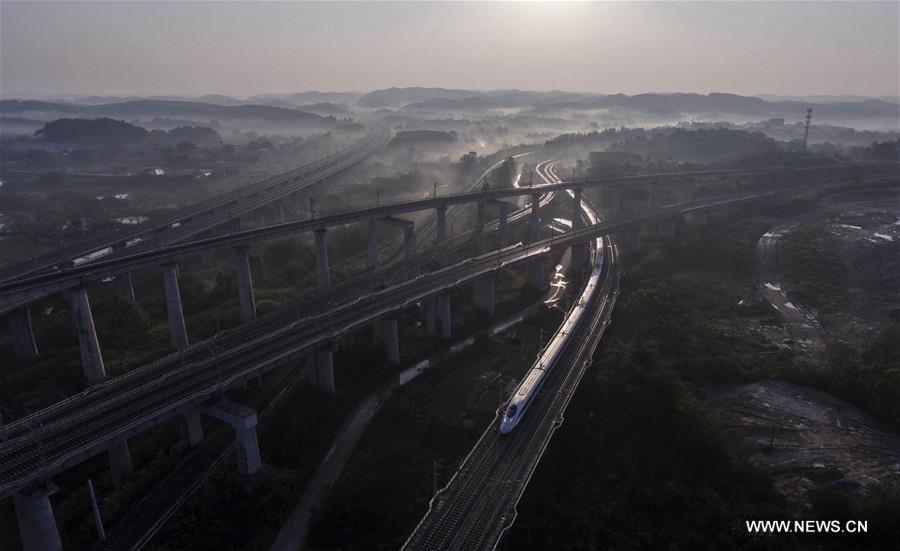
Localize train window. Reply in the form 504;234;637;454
506;405;518;418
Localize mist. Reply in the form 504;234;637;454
2;1;898;98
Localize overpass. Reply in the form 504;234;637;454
3;165;895;549
3;161;894;376
5;161;893;308
0;126;389;286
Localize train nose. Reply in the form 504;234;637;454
499;420;513;434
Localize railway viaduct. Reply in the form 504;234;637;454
1;160;897;550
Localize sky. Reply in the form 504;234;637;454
1;1;898;99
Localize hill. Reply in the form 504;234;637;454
0;99;333;126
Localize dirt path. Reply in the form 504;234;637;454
756;223;826;355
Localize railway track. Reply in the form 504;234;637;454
80;156;555;551
1;174;875;499
0;127;389;284
0;238;554;498
90;363;304;551
402;157;620;551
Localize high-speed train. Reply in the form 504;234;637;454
499;184;605;434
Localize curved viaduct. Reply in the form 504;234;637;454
0;127;390;285
4;162;891;312
1;160;897;550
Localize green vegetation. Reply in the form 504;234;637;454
860;139;900;161
774;220;900;426
34;117;222;147
138;266;542;550
487;155;517;189
584;150;645;178
503;301;787;550
457;150;480;179
36;117;149;145
389;130;458;147
501;210;900;550
777;225;847;309
609;128;782;164
146;377;380;551
307;301;559;550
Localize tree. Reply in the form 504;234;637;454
491;156;517;189
457;151;478;177
35;117;148;145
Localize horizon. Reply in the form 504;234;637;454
5;88;899;104
2;1;898;99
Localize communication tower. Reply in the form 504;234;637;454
802;107;813;149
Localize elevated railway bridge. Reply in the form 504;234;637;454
1;160;897;550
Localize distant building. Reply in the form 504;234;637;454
146;168;166;176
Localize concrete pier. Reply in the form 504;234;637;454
115;270;136;301
473;274;496;316
315;229;330;293
425;296;438;336
437;294;452;339
234;246;257;323
689;210;709;227
313;345;335;394
386;217;416;259
276;199;286;224
367;219;378;271
108;439;133;489
69;286;106;385
571;242;587;273
572;188;583;229
200;249;214;267
528;193;542;243
14;483;63;551
180;408;204;448
658;217;677;239
623;229;643;252
383;317;400;365
602;187;621;218
530;193;541;223
527;259;545;290
229;217;241;233
527;220;541;245
403;225;416;258
435;206;447;243
493;201;510;247
476;201;486;232
8;306;38;360
162;264;189;350
371;318;382;346
202;401;262;477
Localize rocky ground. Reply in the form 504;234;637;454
705;379;900;509
710;186;900;507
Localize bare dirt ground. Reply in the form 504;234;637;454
712;187;900;506
705;379;900;508
757;223;826;355
776;197;899;349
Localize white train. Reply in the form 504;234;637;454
499;188;605;433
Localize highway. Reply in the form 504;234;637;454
0;170;892;500
402;157;619;551
0;127;389;284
